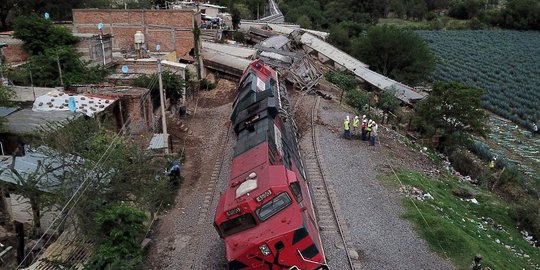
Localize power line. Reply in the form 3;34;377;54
17;70;162;268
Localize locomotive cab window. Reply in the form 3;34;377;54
256;192;292;221
220;214;257;237
290;182;303;202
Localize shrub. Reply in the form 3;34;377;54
325;71;357;91
345;89;371;113
468;140;493;161
448;150;476;176
514;199;540;241
200;78;216;91
86;205;147;270
425;11;437;21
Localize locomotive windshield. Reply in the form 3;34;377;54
220;214;257;237
256;192;292;221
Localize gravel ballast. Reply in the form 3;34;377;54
313;96;454;270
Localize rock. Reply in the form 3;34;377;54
348;249;359;260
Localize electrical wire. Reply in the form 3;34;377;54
17;67;162;268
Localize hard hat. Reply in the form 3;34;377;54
346;115;350;121
362;115;366;119
355;116;359;119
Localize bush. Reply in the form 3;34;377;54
425;11;437;21
200;78;216;91
345;89;371;112
86;205;147;270
468;140;493;161
325;71;357;91
514;199;540;241
448;150;476;177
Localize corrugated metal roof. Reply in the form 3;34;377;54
5;108;81;134
0;106;19;117
0;146;80;192
201;49;251;72
202;42;257;59
300;33;426;103
260;35;290;49
147;133;170;150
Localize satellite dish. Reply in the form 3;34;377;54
44;12;50;20
121;65;129;74
156;44;161;52
97;22;104;30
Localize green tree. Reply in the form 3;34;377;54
413;81;488;151
86;205;147;270
497;0;540;30
13;15;79;55
132;71;185;107
0;146;77;237
0;85;14;131
328;25;351;51
352;25;435;85
378;88;401;114
297;15;313;29
346;89;372;113
0;0;18;30
10;15;107;87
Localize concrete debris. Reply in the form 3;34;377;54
399;185;433;201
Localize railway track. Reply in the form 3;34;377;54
181;122;232;269
303;96;360;269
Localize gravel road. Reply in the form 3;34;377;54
312;95;455;270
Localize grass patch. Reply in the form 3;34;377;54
389;170;540;270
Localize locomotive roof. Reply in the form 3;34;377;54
224;142;294;209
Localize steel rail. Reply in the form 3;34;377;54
310;96;355;270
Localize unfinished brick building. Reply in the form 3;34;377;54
72;9;199;60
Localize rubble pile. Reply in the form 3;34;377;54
398;185;433;201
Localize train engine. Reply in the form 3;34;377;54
214;60;328;270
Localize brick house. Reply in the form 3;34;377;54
72;9;200;60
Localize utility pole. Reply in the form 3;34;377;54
158;60;170;154
56;54;64;87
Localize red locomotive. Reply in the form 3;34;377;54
214;60;328;270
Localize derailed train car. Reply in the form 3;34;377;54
214;60;328;270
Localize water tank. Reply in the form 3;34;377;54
134;31;145;44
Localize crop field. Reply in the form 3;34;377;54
416;30;540;127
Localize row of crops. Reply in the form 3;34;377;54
416;30;540;127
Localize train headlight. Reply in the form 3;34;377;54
259;244;271;256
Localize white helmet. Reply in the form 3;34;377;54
346;115;350;121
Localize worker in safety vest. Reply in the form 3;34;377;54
343;116;351;139
361;115;367;141
366;119;373;141
488;156;496;169
352;116;360;137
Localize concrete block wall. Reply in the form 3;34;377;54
72;9;198;59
